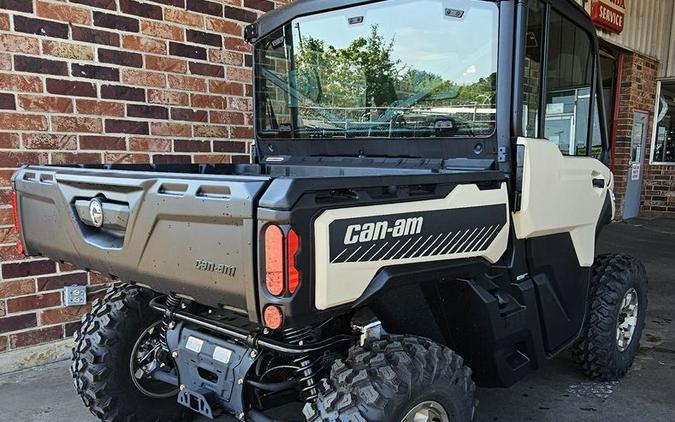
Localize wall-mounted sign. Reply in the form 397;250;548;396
591;0;626;34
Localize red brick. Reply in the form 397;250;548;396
174;139;211;152
128;104;169;120
0;93;15;110
194;154;231;164
0;74;43;93
72;64;119;81
122;69;166;88
129;137;171;152
99;48;143;68
0;227;17;244
46;78;97;97
101;85;146;102
190;62;224;77
0;313;37;334
93;11;139;32
37;272;87;292
1;0;34;13
120;0;162;20
7;292;61;313
10;325;63;349
0;13;7;31
0;336;6;352
51;116;103;133
141;21;184;42
244;0;273;12
227;97;252;112
153;154;192;164
103;152;151;164
64;321;81;337
0;113;48;131
186;0;222;17
226;66;252;83
71;25;120;47
76;99;125;117
206;17;241;37
0;53;10;71
36;1;91;25
23;133;77;150
0;34;40;55
18;95;73;113
71;0;116;10
2;260;56;280
51;152;101;165
169;42;206;60
79;136;126;151
191;94;225;109
14;55;68;76
40;304;91;325
151;122;191;137
231;126;253;139
169;75;207;92
14;16;69;39
148;89;189;106
186;29;222;47
0;133;19;148
165;8;203;28
209;80;243;96
0;245;27;262
122;35;167;54
210;111;245;125
214;140;246;153
171;108;208;122
105;119;149;135
146;55;188;73
0;279;36;300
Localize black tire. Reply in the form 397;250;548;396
71;284;188;422
574;254;648;381
304;335;476;422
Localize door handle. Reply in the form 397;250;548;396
592;178;606;189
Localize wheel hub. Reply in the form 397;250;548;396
130;322;180;398
401;401;450;422
616;288;639;352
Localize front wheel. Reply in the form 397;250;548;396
575;254;648;380
304;335;476;422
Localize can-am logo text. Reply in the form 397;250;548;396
195;259;237;277
344;217;424;245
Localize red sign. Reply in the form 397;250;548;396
591;0;626;34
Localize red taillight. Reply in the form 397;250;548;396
287;229;300;294
11;191;24;255
263;225;301;297
263;305;284;329
264;225;285;296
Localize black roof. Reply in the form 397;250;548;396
245;0;595;43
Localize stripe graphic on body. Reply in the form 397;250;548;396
328;204;507;264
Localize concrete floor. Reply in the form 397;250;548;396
0;219;674;422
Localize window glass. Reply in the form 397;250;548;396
544;10;593;156
590;93;603;158
653;82;675;163
522;0;544;138
256;0;499;140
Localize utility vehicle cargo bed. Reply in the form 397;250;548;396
13;165;270;312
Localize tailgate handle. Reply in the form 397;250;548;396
74;199;130;231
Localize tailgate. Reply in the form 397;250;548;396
13;166;270;312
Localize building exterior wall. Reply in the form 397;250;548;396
0;0;288;355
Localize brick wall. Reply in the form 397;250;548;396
610;51;659;219
0;0;289;354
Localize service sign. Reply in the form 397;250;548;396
591;0;626;34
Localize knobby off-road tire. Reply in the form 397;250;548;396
305;335;476;422
71;284;188;422
574;254;648;381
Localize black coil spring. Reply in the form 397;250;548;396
159;294;181;349
282;327;321;402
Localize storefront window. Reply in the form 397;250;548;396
652;81;675;164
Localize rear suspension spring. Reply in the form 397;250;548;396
159;293;181;350
283;327;321;402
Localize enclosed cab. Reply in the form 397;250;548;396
11;1;647;421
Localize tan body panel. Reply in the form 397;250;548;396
512;137;614;267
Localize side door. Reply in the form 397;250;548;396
514;1;613;354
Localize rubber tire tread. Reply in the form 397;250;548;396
70;284;188;422
304;335;476;422
574;254;648;381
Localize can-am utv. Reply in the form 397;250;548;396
11;0;647;420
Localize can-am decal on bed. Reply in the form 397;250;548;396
330;206;505;264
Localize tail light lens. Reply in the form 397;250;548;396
263;225;302;297
287;229;300;294
11;191;24;255
264;225;285;296
263;305;284;330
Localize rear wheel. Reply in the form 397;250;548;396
71;284;188;422
304;335;476;422
575;254;648;380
